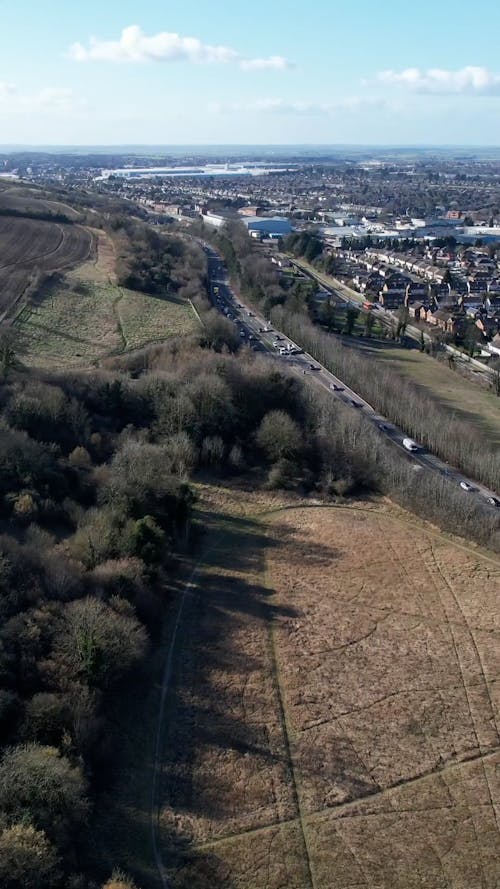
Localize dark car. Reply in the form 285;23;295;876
485;495;500;507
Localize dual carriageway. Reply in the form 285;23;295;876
203;243;500;508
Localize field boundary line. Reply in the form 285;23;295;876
188;298;204;326
113;289;127;350
149;497;499;887
191;745;500;854
150;562;201;889
428;541;500;741
424;543;500;839
0;221;64;272
256;501;500;567
263;555;316;889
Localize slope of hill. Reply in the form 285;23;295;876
0;184;93;322
3;183;203;366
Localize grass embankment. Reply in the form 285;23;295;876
14;230;199;368
289;255;365;306
351;341;500;447
95;482;500;888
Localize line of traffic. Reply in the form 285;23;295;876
202;242;499;506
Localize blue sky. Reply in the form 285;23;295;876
2;0;500;145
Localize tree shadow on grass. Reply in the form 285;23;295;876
155;509;340;887
91;507;340;888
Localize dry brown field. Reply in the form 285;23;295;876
0;183;83;220
157;491;500;888
67;228;117;284
0;215;92;320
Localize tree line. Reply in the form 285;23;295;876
212;222;500;497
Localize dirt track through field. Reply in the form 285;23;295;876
155;494;500;888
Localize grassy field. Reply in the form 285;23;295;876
353;341;500;446
129;486;500;889
15;278;199;368
14;221;198;367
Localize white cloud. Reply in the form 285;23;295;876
0;82;16;99
210;97;387;115
37;88;77;111
69;24;292;71
240;56;293;71
377;65;500;95
0;83;83;113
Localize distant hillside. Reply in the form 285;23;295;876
0;181;84;222
0;184;93;323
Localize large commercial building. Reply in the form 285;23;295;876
241;216;292;237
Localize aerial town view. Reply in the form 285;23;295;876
0;2;500;888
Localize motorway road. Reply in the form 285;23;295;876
203;243;500;506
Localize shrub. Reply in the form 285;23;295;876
0;823;61;889
11;492;39;524
200;435;225;467
102;869;138;889
256;410;302;462
0;744;89;843
125;515;166;565
68;446;92;469
24;693;71;745
49;597;148;689
0;691;21;742
266;458;300;490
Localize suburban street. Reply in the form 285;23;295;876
289;255;497;383
203;242;500;504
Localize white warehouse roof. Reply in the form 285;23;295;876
242;217;292;234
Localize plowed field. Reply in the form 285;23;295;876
156;492;500;888
0;215;92;320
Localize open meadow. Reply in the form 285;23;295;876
139;487;500;889
14;228;199;367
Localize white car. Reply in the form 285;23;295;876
460;481;476;492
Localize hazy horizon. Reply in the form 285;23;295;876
2;143;500;155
